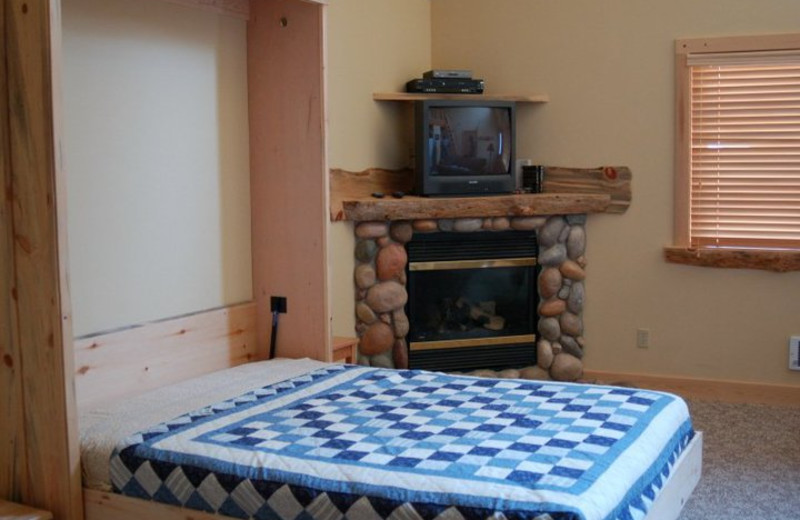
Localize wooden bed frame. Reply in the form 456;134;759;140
75;306;703;520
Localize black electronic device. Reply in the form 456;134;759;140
422;69;473;79
414;99;516;197
521;165;545;193
406;78;485;94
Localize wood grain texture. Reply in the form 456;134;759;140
663;247;800;273
585;370;800;407
330;168;414;221
248;0;330;361
542;166;631;214
0;499;53;520
341;193;611;221
0;0;28;501
74;302;258;411
6;0;83;517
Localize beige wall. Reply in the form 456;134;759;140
327;0;431;338
430;0;800;385
62;0;252;336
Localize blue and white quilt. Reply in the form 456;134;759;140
111;365;694;520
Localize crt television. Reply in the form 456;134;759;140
414;99;516;196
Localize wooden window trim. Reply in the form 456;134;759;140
664;247;800;272
669;34;800;272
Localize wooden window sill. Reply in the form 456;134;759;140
664;247;800;273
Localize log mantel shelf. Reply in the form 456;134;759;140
340;193;611;222
329;167;631;222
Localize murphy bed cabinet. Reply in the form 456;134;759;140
0;0;329;517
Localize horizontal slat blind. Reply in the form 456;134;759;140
690;52;800;249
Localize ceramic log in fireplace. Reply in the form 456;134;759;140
405;231;538;372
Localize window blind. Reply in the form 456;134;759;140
689;51;800;249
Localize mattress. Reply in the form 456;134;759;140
81;359;694;520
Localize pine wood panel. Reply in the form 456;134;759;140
0;0;28;501
5;0;83;517
0;499;53;520
74;303;258;412
248;0;330;361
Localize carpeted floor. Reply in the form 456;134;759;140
677;399;800;519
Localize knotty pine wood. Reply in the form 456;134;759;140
4;0;83;517
0;499;53;520
0;0;28;501
332;336;358;364
74;303;258;412
329;166;629;221
663;246;800;273
341;193;611;221
330;168;414;221
542;166;631;214
248;0;330;361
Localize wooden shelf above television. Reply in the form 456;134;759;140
373;92;549;103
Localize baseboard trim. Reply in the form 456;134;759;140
583;370;800;407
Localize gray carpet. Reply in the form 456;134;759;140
678;400;800;519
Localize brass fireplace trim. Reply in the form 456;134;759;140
409;334;536;352
408;257;537;272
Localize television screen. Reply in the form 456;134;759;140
426;106;512;176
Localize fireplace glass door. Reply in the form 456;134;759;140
405;231;538;372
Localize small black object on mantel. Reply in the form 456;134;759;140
521;165;545;194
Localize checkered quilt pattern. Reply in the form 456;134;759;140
111;365;694;520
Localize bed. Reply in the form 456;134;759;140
76;313;702;520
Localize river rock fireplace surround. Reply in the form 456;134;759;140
352;214;588;382
332;166;631;383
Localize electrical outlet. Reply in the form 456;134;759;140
637;328;650;349
790;336;800;371
270;296;287;314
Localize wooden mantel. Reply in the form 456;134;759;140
341;193;611;221
330;167;631;222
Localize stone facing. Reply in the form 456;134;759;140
352;215;587;381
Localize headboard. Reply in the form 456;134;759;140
74;302;258;412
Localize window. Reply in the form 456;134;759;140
670;34;800;272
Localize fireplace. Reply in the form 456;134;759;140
405;231;539;372
351;214;588;382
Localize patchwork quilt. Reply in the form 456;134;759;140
111;365;694;520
